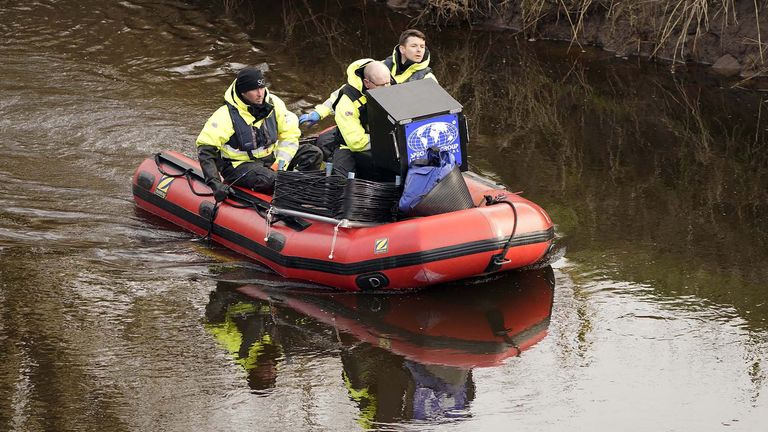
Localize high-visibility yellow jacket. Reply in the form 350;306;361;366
332;58;376;152
196;80;300;169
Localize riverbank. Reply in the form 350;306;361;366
386;0;767;78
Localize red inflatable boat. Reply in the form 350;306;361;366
132;151;555;291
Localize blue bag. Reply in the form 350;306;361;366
398;147;457;214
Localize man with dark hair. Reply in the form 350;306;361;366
298;29;435;126
383;29;436;84
197;67;320;198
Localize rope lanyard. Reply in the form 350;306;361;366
153;153;257;244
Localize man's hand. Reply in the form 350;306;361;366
298;111;321;126
208;179;230;203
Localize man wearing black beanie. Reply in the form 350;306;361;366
196;67;321;197
234;68;265;95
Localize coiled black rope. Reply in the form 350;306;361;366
272;170;347;218
339;178;400;223
272;170;400;223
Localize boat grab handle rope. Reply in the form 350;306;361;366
153;153;258;243
154;153;219;243
484;194;518;269
153;152;253;200
154;153;214;198
199;169;254;243
264;207;274;241
152;153;310;239
328;219;345;259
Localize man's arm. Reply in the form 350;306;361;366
334;95;370;152
299;85;344;125
195;106;233;183
271;95;300;169
314;85;343;119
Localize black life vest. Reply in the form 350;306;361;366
224;101;278;158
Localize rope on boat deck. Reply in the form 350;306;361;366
154;154;217;243
154;154;206;197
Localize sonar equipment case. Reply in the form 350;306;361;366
366;79;469;178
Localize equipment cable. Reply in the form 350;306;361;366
484;194;519;269
272;170;347;219
339;178;400;223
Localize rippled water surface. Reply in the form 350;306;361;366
1;0;767;431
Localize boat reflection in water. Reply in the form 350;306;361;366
205;267;555;422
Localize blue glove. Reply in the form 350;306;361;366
298;111;321;126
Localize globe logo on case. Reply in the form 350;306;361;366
406;121;460;154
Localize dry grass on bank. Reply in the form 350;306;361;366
418;0;766;72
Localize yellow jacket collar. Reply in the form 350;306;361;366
345;58;375;92
391;46;431;74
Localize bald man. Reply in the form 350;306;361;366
328;59;394;178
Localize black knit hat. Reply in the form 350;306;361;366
236;68;266;94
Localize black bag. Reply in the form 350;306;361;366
287;143;324;171
314;127;343;161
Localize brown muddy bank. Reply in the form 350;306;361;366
386;0;767;78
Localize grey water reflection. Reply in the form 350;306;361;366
205;267;555;425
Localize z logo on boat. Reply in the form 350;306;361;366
154;176;174;199
374;238;389;254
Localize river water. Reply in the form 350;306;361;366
1;0;767;431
